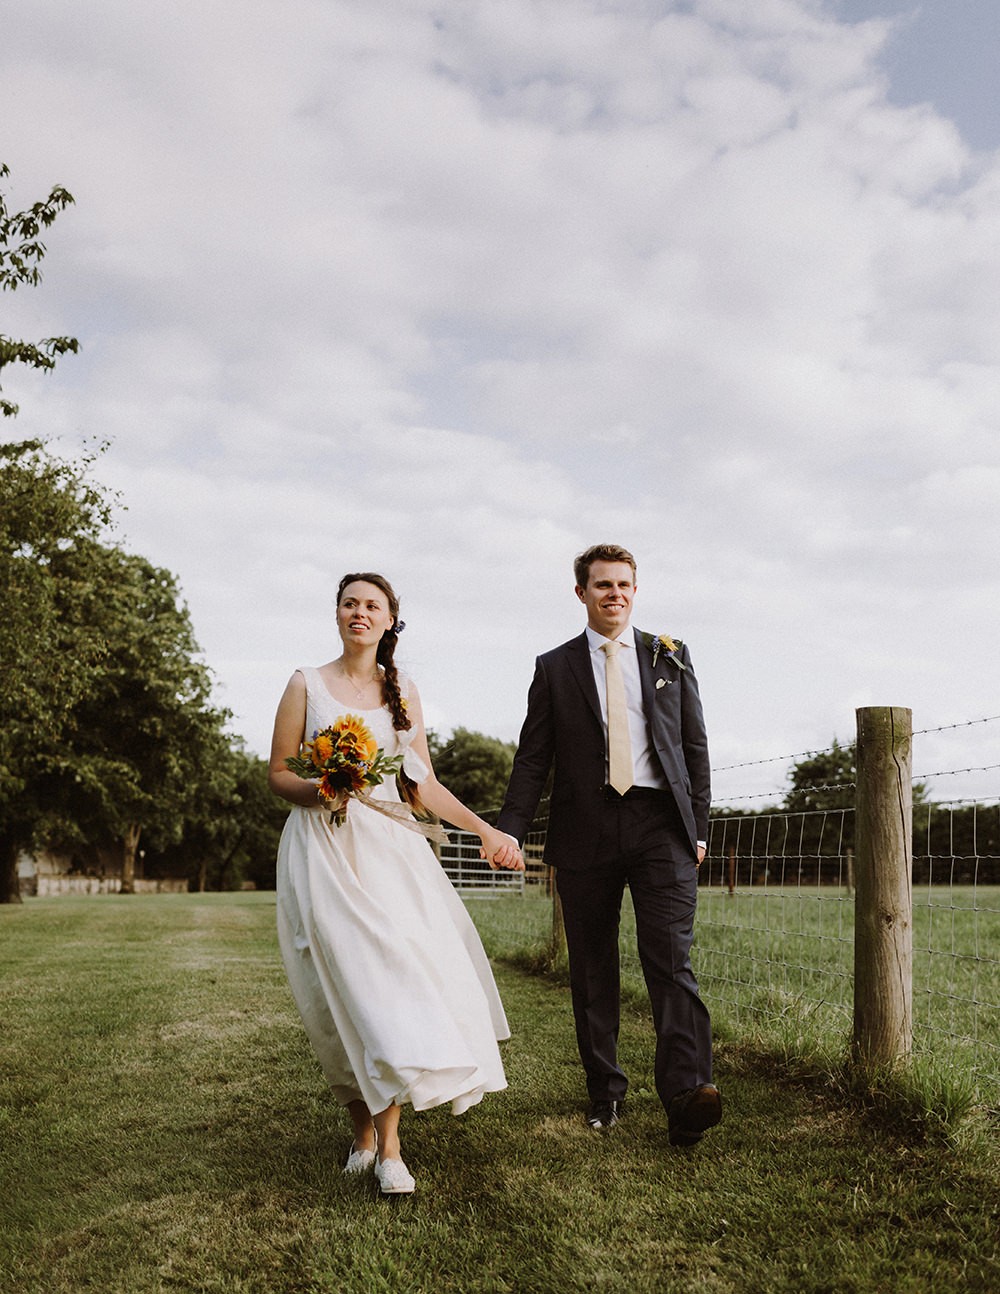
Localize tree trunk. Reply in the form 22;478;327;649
119;823;142;895
0;832;24;904
215;831;245;892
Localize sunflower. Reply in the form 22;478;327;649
332;713;379;765
318;767;368;800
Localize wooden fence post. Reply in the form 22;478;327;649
852;706;913;1069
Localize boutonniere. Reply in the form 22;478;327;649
650;632;687;672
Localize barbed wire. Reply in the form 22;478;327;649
713;771;1000;809
914;762;1000;782
483;716;999;816
914;715;1000;736
712;781;856;807
713;746;842;773
711;714;1000;782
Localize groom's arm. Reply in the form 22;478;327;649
497;655;555;845
678;642;711;842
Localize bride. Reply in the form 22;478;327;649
268;571;523;1197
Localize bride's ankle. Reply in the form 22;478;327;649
350;1128;377;1154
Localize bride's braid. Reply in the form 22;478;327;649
336;570;424;814
336;572;411;731
377;634;411;732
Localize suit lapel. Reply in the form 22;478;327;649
634;627;656;713
566;631;602;725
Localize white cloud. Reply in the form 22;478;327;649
3;0;999;802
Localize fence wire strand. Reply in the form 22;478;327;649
455;714;999;1107
698;718;999;1105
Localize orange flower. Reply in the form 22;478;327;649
310;733;335;766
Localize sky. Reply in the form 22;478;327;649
3;0;999;809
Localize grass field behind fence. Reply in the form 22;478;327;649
2;893;999;1293
690;886;1000;1110
477;884;1000;1111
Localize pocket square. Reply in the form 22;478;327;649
656;678;667;689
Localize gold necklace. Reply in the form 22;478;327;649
339;662;380;701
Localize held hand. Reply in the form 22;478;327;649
478;828;525;872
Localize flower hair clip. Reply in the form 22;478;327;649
392;620;406;635
651;632;687;671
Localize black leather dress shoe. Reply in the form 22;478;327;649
586;1099;624;1130
667;1083;722;1146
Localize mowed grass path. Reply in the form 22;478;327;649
2;893;998;1293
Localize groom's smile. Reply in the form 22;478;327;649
576;559;636;640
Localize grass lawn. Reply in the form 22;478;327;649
668;885;1000;1109
2;893;998;1293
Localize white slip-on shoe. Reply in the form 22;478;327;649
343;1143;377;1175
374;1157;415;1195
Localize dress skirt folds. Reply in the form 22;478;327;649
276;667;509;1115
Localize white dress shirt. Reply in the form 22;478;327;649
585;625;668;790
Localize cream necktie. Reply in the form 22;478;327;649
602;639;634;795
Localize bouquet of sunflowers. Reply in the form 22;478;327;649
286;714;403;826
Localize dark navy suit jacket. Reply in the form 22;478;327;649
497;627;711;869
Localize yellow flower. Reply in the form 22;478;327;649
345;765;370;793
651;632;687;671
333;713;379;764
316;772;342;801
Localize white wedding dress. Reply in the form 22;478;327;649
276;667;509;1115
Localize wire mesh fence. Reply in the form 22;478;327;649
686;803;1000;1107
453;715;1000;1109
695;809;856;1041
913;799;999;1101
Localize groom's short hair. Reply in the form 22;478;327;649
574;543;637;587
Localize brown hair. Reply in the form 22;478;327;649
573;543;637;587
336;572;411;732
336;571;427;815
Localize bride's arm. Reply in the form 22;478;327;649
267;672;330;808
403;684;524;871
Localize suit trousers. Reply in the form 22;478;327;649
554;789;712;1111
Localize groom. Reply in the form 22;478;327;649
497;544;721;1146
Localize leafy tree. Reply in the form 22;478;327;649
221;750;289;890
710;740;938;886
143;746;287;892
913;800;1000;885
2;441;276;900
783;739;928;814
427;727;517;817
40;547;234;893
782;739;856;815
777;738;928;878
1;163;79;418
0;440;114;902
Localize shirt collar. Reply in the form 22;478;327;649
585;625;635;653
